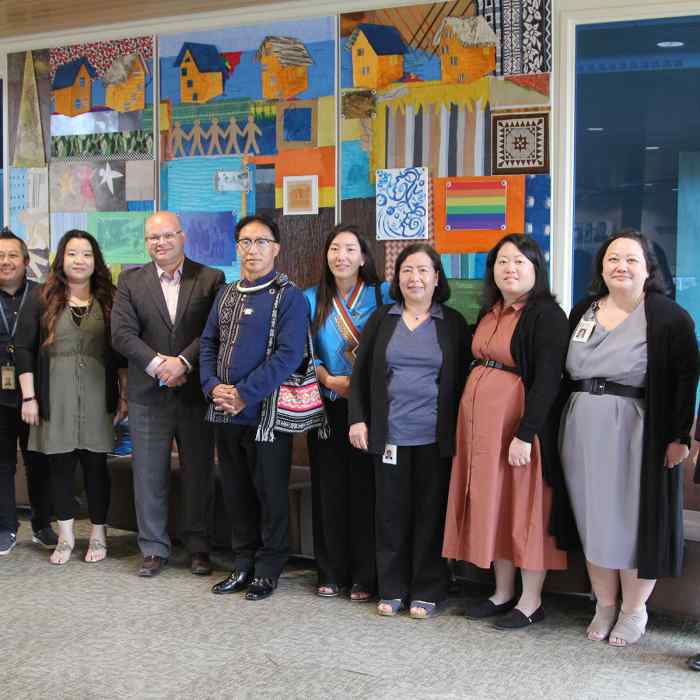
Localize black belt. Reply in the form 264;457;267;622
470;358;519;375
572;378;645;399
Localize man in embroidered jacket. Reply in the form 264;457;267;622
200;214;307;601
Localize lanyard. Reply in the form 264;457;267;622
0;283;29;341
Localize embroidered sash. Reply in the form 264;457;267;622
332;281;364;366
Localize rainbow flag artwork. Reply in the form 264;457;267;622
444;179;507;231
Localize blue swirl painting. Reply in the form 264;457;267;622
375;167;429;241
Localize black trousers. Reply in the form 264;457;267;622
0;403;52;533
50;450;110;524
216;425;292;579
308;398;376;589
374;443;452;602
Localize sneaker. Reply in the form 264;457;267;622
32;527;59;549
0;530;17;556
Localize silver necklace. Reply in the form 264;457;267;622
236;278;275;293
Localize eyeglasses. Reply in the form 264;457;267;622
145;230;183;244
237;238;277;251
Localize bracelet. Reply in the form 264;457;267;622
22;396;36;403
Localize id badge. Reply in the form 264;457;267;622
1;364;16;391
382;444;398;465
572;319;595;343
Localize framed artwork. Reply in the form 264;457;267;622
375;166;429;241
434;175;525;253
283;174;319;215
492;111;549;175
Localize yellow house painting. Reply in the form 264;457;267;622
433;16;497;84
347;23;406;90
256;36;313;101
174;42;226;104
104;53;149;113
51;57;96;117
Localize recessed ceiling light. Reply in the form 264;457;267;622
657;41;684;48
645;145;660;151
587;127;604;132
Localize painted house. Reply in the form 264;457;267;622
51;57;97;117
174;42;226;104
256;36;313;100
433;16;497;84
104;53;149;113
347;23;406;90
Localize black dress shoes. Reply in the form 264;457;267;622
138;555;167;577
464;598;517;619
245;577;277;601
493;606;545;630
191;552;212;576
211;569;252;594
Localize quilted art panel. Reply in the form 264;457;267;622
492;112;549;175
375;166;430;241
434;175;525;253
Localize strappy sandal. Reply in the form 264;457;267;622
85;539;108;563
609;608;648;647
316;583;343;598
350;584;374;602
587;604;618;641
49;540;74;566
410;600;437;619
377;598;405;616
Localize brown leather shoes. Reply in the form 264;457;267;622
191;552;212;576
138;555;167;577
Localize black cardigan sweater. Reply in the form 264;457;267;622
563;293;699;579
14;285;125;421
348;304;470;458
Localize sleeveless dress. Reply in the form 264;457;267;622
443;302;567;571
29;304;114;455
559;301;647;570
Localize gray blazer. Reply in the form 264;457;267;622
111;257;225;406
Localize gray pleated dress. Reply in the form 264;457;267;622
559;301;647;570
29;304;114;455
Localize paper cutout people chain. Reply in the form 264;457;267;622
168;114;262;158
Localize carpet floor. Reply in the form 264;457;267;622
2;517;700;700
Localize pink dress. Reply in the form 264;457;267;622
442;302;567;571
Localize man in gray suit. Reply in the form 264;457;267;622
112;211;225;577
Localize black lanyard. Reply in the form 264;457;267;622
0;283;29;342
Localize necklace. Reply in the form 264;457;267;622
236;277;275;293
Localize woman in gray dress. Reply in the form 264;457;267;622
16;231;127;565
559;230;698;646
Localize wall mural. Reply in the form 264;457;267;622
7;38;156;280
158;17;336;285
2;1;551;313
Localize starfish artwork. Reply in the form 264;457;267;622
98;162;124;194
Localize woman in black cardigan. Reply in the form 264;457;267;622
348;243;469;619
16;230;126;565
559;230;698;646
443;235;569;630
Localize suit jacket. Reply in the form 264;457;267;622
111;257;224;406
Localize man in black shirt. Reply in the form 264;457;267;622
0;229;55;555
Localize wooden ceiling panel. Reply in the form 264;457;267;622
0;0;277;39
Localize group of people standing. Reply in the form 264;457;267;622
0;215;698;655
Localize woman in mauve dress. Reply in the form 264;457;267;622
443;234;569;630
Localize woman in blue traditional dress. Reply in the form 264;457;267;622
304;224;391;601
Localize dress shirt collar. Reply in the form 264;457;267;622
155;262;184;282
